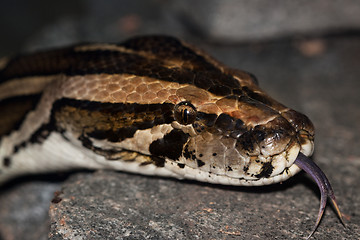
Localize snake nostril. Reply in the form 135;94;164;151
252;128;266;142
230;129;246;139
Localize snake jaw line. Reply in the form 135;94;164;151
294;152;344;239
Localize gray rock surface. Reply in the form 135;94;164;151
0;181;61;240
0;1;359;240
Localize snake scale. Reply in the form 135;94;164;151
0;36;343;238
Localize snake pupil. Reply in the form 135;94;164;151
174;101;197;125
182;109;189;123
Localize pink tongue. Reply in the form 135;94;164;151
294;152;344;239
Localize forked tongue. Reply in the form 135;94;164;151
294;152;344;239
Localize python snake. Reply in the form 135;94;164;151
0;36;343;238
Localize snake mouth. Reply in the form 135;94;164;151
234;130;315;186
294;152;344;239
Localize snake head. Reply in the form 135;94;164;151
169;78;316;187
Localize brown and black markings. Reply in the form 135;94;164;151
0;36;308;178
0;94;42;137
0;36;273;114
0;35;313;179
53;98;174;142
4;98;175;159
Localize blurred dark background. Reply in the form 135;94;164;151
1;0;360;55
0;1;359;239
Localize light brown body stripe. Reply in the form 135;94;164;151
0;75;56;101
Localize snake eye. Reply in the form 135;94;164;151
174;101;197;125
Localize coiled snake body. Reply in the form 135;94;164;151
0;36;343;238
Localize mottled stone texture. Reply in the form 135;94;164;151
0;1;360;240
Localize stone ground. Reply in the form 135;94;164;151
0;1;359;239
